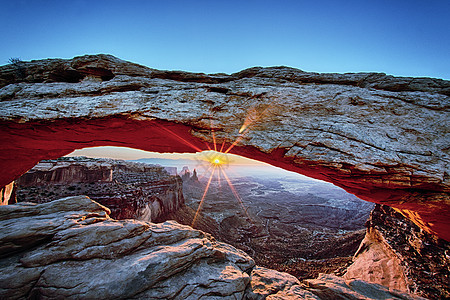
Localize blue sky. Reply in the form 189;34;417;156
1;0;449;79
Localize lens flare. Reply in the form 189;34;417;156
228;102;278;153
200;151;229;167
191;108;265;227
156;125;203;152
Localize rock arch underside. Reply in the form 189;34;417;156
0;54;449;244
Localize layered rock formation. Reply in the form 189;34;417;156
0;54;448;241
345;204;450;299
16;157;184;222
0;196;425;299
17;157;113;185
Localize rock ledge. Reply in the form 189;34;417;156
0;196;425;299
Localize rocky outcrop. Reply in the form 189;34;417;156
303;273;425;300
0;54;448;241
345;205;450;299
0;181;16;205
344;223;409;292
16;157;184;222
0;196;254;299
0;197;425;299
17;157;113;185
247;267;425;299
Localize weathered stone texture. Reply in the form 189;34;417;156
345;205;450;299
0;197;426;299
0;54;448;240
16;157;184;222
0;196;255;299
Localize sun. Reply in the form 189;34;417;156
200;151;229;168
188;109;265;227
191;149;252;227
146;109;260;229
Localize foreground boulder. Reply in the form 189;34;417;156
0;197;425;299
0;196;254;299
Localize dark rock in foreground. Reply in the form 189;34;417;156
0;197;425;299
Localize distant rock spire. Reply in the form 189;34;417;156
191;169;198;181
180;166;191;181
180;166;190;175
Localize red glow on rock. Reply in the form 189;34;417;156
0;116;449;241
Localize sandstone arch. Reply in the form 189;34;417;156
0;54;449;241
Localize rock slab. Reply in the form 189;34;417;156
0;196;425;299
0;196;254;299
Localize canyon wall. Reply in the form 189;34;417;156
18;158;113;185
345;204;449;299
0;54;448;241
16;157;184;222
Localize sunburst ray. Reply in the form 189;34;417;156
219;167;252;222
156;125;203;152
192;166;216;227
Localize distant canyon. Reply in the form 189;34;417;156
13;156;449;298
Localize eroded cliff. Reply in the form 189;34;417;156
0;54;448;241
345;205;450;299
16;157;184;222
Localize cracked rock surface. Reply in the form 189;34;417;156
345;204;450;299
0;197;426;299
0;54;448;240
0;196;255;299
